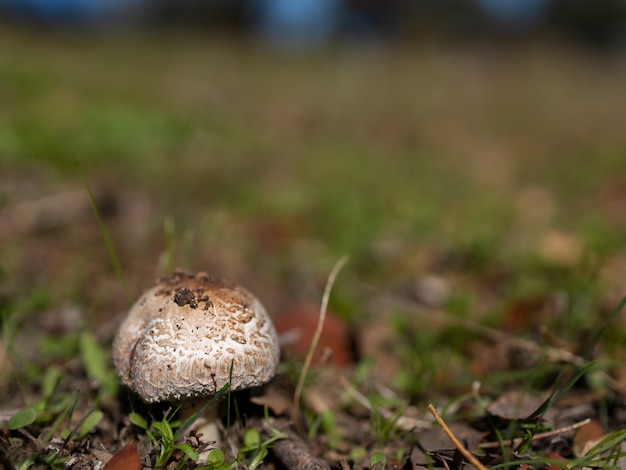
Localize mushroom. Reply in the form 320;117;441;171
112;269;280;458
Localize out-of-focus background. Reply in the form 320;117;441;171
2;0;626;400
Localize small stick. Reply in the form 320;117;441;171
293;256;349;437
428;404;488;470
478;418;591;449
263;417;330;470
271;436;331;470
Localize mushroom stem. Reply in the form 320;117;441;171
179;401;221;460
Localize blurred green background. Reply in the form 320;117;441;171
2;8;626;470
1;4;626;353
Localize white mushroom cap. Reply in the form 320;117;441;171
112;270;280;403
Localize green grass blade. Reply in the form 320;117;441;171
79;331;119;400
526;361;597;421
581;296;626;361
80;170;132;306
8;408;37;430
40;390;80;446
572;429;626;466
175;382;230;439
175;442;199;461
74;409;104;441
129;412;149;430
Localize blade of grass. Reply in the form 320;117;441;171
174;382;231;439
80;170;133;306
79;331;119;400
157;216;176;276
478;418;591;450
581;296;626;361
293;255;349;437
40;390;79;446
61;408;103;441
8;408;37;430
526;361;597;421
570;429;626;466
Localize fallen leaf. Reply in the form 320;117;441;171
487;390;552;421
500;297;546;335
544;451;567;470
249;376;293;415
275;303;353;366
103;439;141;470
573;419;605;457
356;318;401;386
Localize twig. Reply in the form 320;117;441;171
264;417;330;470
478;418;591;449
293;256;349;437
271;436;331;470
428;404;488;470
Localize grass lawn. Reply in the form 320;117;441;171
1;25;626;468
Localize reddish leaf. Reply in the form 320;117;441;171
275;303;353;366
500;297;545;335
573;419;605;457
544;451;566;470
104;440;141;470
249;376;293;415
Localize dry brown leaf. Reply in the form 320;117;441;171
356;319;401;387
573;419;605;458
500;297;546;335
544;451;567;470
275;303;353;366
486;390;552;421
249;377;293;415
103;439;141;470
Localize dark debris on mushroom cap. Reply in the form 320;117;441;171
155;269;237;311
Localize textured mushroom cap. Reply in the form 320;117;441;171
112;270;280;403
